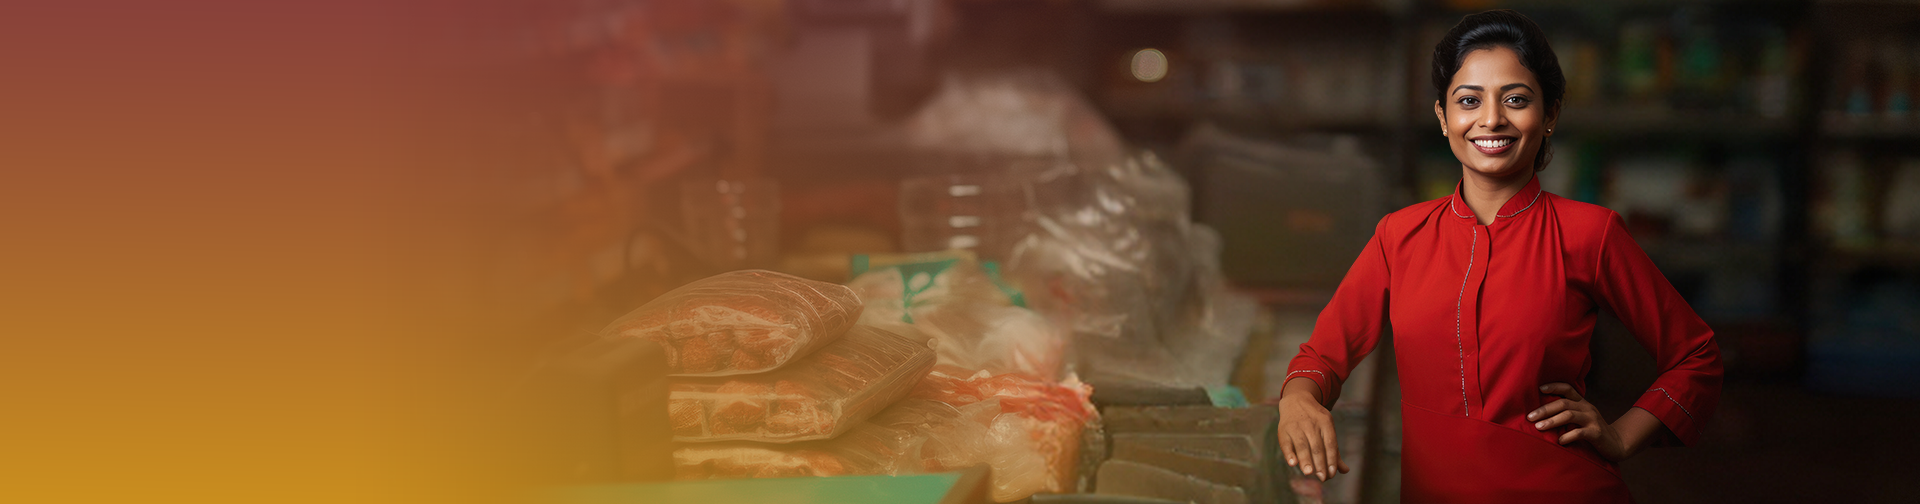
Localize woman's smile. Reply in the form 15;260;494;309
1471;135;1517;155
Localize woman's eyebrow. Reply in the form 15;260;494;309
1500;83;1535;93
1452;84;1482;95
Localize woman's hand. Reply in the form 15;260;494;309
1278;377;1349;481
1529;382;1631;461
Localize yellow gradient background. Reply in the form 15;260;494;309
1;1;573;502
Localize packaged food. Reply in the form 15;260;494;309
911;366;1098;501
673;398;994;480
667;325;936;443
603;270;864;376
848;253;1066;379
676;364;1097;502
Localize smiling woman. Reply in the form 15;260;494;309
1276;9;1723;504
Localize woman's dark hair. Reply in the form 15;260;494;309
1432;9;1564;172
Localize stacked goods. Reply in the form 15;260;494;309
911;365;1098;501
673;399;994;479
1091;406;1284;504
673;365;1097;503
603;270;863;376
668;325;937;443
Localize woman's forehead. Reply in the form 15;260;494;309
1451;46;1537;91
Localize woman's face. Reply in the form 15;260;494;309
1433;45;1556;179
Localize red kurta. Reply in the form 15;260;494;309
1286;177;1722;503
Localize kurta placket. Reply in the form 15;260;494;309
1453;219;1489;418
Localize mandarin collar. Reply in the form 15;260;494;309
1449;175;1543;221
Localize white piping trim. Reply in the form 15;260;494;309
1454;227;1477;416
1450;186;1543;219
1498;187;1544;218
1648;388;1694;420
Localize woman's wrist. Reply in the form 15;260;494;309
1280;376;1326;406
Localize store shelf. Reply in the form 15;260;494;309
1817;242;1920;272
1096;0;1403;15
1553;106;1798;138
1819;114;1920;140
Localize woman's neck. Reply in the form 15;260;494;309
1460;168;1534;226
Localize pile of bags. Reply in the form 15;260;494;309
605;269;1096;502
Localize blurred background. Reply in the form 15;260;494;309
448;0;1920;502
5;0;1918;503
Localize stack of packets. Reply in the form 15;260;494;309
628;259;1097;502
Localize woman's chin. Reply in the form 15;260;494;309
1463;162;1531;180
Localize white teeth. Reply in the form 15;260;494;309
1473;138;1513;148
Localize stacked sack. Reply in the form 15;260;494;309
640;263;1098;503
601;270;939;463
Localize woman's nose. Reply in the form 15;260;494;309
1478;106;1506;129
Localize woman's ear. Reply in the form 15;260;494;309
1545;100;1561;135
1434;100;1447;136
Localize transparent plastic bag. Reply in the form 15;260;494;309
1007;152;1258;387
848;256;1066;379
667;325;936;443
672;398;990;480
910;365;1098;501
602;270;863;376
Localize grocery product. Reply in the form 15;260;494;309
849;253;1066;379
911;365;1098;501
603;270;864;376
673;398;994;480
668;325;935;443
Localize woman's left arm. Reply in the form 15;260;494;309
1532;211;1725;460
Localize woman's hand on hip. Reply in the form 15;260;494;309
1530;382;1630;461
1278;377;1349;481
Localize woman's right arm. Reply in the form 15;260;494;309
1279;216;1394;481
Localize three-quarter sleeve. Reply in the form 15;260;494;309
1285;217;1392;408
1591;211;1724;446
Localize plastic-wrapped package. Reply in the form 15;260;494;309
673;398;993;480
667;325;936;443
848;254;1066;379
903;70;1127;170
1008;151;1260;388
911;365;1098;502
602;270;864;376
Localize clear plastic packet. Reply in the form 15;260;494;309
602;270;864;376
672;398;994;480
910;365;1098;502
848;254;1066;379
667;325;936;443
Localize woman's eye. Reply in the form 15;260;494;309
1458;97;1478;107
1505;96;1530;106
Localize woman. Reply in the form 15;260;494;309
1277;10;1722;503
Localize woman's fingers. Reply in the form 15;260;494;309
1528;398;1568;422
1279;426;1300;468
1539;382;1584;403
1304;424;1330;480
1319;417;1343;480
1558;425;1592;445
1535;409;1577;431
1288;428;1318;475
